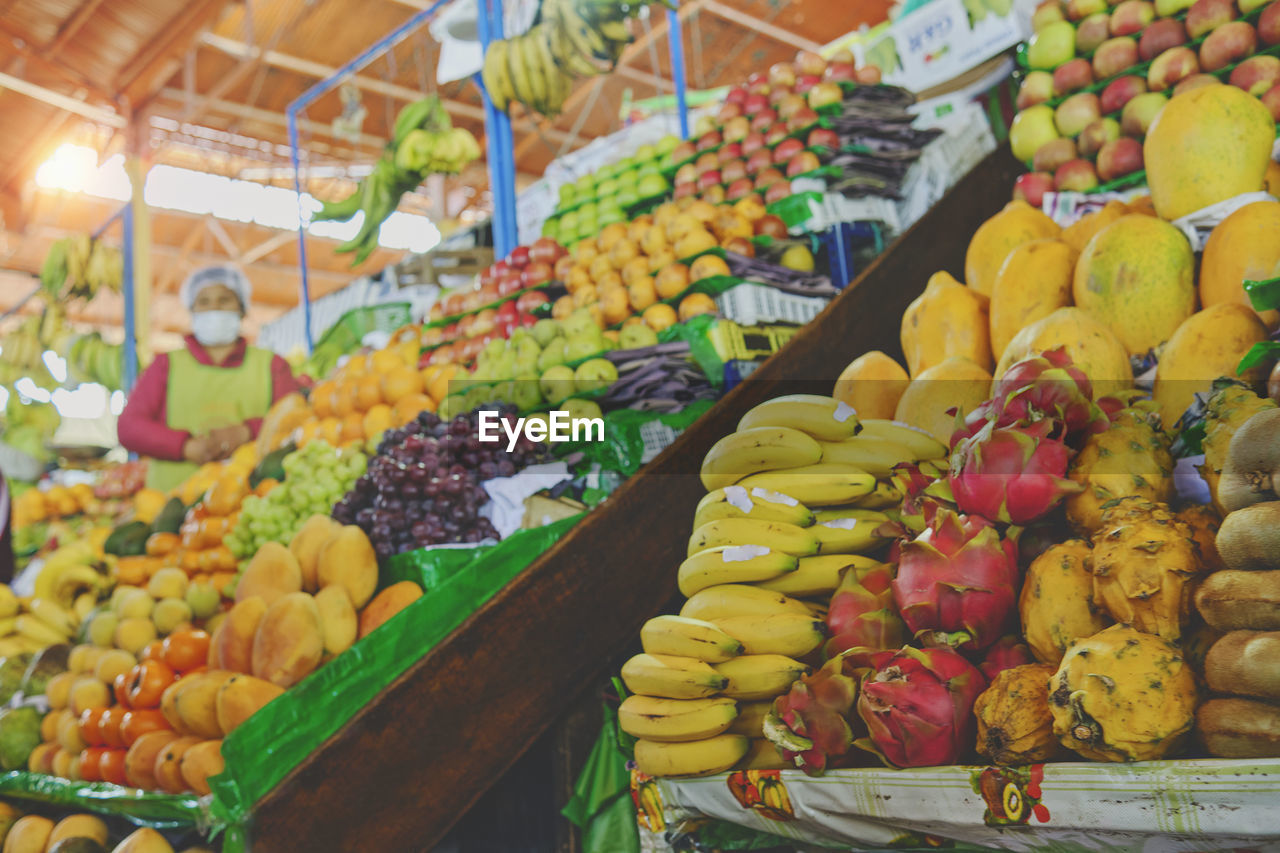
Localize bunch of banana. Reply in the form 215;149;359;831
40;235;123;301
66;330;125;391
33;539;112;611
0;314;58;390
0;583;89;655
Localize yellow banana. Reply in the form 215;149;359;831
736;463;876;506
738;738;790;770
677;547;798;598
756;554;883;597
16;614;70;646
27;598;76;638
713;613;827;658
53;564;103;609
687;518;820;558
482;40;512;111
618;695;739;743
700;426;823;491
506;34;538;110
0;586;17;619
621;653;729;699
715;654;811;701
680;584;812;622
817;434;919;478
693;485;813;531
0;617;16;637
849;479;905;509
640;615;744;663
738;394;860;441
72;592;97;623
857;419;948;459
726;701;773;738
634;734;750;778
809;509;893;555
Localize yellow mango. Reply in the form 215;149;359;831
831;351;910;420
1153;303;1269;431
964;200;1061;297
893;356;993;444
989;238;1076;361
900;271;992;377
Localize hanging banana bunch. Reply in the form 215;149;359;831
41;235;124;302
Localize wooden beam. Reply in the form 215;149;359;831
204;216;241;260
0;109;73;192
46;0;109;56
115;0;228;104
0;19;114;101
240;230;293;265
154;89;386;153
700;0;823;53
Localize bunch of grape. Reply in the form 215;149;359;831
332;405;547;558
226;440;368;558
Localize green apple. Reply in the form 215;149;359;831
637;174;670;197
438;394;466;420
578;201;599;220
598;205;626;227
1026;21;1076;70
597;178;620;198
511;374;544;411
492;380;516;405
542;217;559;239
574;357;619;393
562;308;600;339
575;174;595;196
562;397;604;424
616;188;640;208
656;134;680;155
185;581;221;620
565;337;601;362
1154;0;1194;14
1009;105;1061;163
635;143;657;162
537;338;568;371
619;323;659;349
532;318;562;347
616;168;639;189
465;385;494;411
491;351;516;382
483;338;506;359
560;210;580;233
636;161;660;180
539;364;577;404
558;184;577;206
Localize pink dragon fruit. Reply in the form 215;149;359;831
764;653;860;775
856;646;988;767
892;508;1019;652
948;419;1082;526
823;564;906;663
978;635;1034;681
881;460;954;539
951;348;1105;447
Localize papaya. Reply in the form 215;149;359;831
900;271;992;377
964;200;1060;297
1144;84;1275;221
1073;215;1195;357
208;596;267;673
358;581;423;638
234;541;301;606
893;356;993;444
832;351;910;420
314;585;358;655
989;238;1076;361
289;515;341;592
316;526;378;609
251;592;324;688
1199;201;1280;327
1153;304;1270;431
215;673;285;734
996;307;1132;391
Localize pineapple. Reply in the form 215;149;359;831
1065;406;1174;533
1200;383;1276;516
1090;498;1201;641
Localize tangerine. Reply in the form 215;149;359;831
354;375;384;411
309;380;336;418
363;404;395;438
689;254;731;282
340;412;365;443
393;393;434;425
679;292;718;321
643;303;679;332
426;363;459;403
380;365;424;404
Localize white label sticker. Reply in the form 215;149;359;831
723;485;753;513
822;517;858;530
834;401;857;423
722;544;770;562
750;487;799;507
892;420;932;436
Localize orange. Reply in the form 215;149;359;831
588;254;614;283
565;264;593;293
309;380;336;418
318;417;343;447
420;363;442;390
344;353;370;377
573;241;600;264
622;256;652;287
596;271;624;293
552;294;575;320
572;285;599;308
355;375;384;411
295;420;320;447
734;196;767;222
380;365;424;404
363;404;395;439
370;349;402;374
687;200;718;223
600;287;631;326
340;412;365;443
596;222;629;253
690;254;731;282
647;248;676;274
393;393;434;426
333;381;359;418
396;340;420;367
627;215;654;244
655;263;691;299
609;239;641;271
679;292;718;321
643;303;678;333
426;363;459;403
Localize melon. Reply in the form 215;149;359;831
1153;303;1269;431
989;239;1076;362
1072;215;1195;356
1144;85;1275;221
1199;201;1280;327
996;307;1133;395
964;201;1061;297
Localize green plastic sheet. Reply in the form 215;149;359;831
206;514;584;850
562;704;639;853
659;314;725;389
0;772;208;831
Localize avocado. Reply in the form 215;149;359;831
250;442;295;488
48;839;108;853
0;654;34;704
150;497;187;535
104;521;150;557
20;643;69;696
0;706;42;770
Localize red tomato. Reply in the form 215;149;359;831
99;748;129;786
163;629;211;674
78;708;107;747
140;640;166;662
113;672;132;710
120;708;170;746
125;660;177;709
98;706;127;749
78;747;106;782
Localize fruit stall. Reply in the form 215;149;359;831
1;0;1280;850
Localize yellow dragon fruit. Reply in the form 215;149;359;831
1019;539;1112;665
1200;382;1276;516
1065;405;1174;533
974;663;1064;766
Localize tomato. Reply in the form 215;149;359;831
113;672;132;709
140;640;166;662
99;748;129;786
98;706;126;749
78;747;106;782
78;708;107;747
125;660;177;709
163;629;211;674
120;708;170;746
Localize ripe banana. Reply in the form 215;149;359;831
618;695;739;743
817;435;921;478
481;39;512;111
0;586;17;620
681;585;813;622
677;547;798;598
634;734;750;777
0;617;16;637
726;700;773;738
700;427;823;491
506;34;538;111
738;394;860;442
715;654;811;701
849;479;905;510
641;615;744;663
809;509;893;555
16;614;70;646
687;518;820;559
28;598;76;638
736;463;876;506
857;419;948;460
621;653;729;699
739;738;790;770
52;565;103;610
693;486;813;531
713;613;827;658
756;554;884;597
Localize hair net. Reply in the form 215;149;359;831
179;265;251;312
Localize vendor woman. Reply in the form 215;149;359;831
118;265;300;492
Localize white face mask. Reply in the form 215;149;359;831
191;310;241;346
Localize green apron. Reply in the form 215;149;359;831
146;345;274;493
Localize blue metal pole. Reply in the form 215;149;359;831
492;0;518;254
92;203;127;239
121;204;138;393
287;109;315;354
666;5;690;140
476;0;518;257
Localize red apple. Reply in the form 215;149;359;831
443;294;464;315
772;138;805;164
753;167;785;190
1120;91;1168;136
1013;172;1055;207
1078;117;1121;158
1173;72;1223;95
768;86;793;107
520;262;553;289
808;127;840;149
675;163;697;185
718;142;743;164
764;123;790;147
807;81;843;110
478;265;497;288
1109;0;1154;37
696;169;722;191
1262;1;1280;46
1262;83;1280;120
696;151;721;173
725;177;756;202
721;158;749;183
671;141;697;163
1138;19;1188;62
723;116;751;144
1092;37;1139;81
725;86;748;106
1099;75;1148;114
429;304;444;322
1077;13;1113;54
673;181;697;200
747;72;770;95
496;299;518;319
1054;92;1102;137
441;322;458;339
1066;0;1107;21
1147;45;1200;90
519;312;537;328
794;74;822;95
497;274;522;298
764;179;793;205
785;150;821;178
529;236;563;265
825;62;857;82
754;214;788;239
786;107;820;134
768;62;797;88
1185;0;1236;40
1018;71;1056;109
741;132;766;156
855;66;881;84
794;49;828;77
743;93;770;116
750;108;779;133
703;184;728;204
479;282;502;304
717;102;744;124
506;245;530;269
1032;137;1079;173
1199;21;1257;72
1096;137;1143;181
1053;58;1095;95
1033;1;1067;30
696;130;723;152
776;93;808;121
746;148;774;175
1055;158;1098;193
1229;55;1280;94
